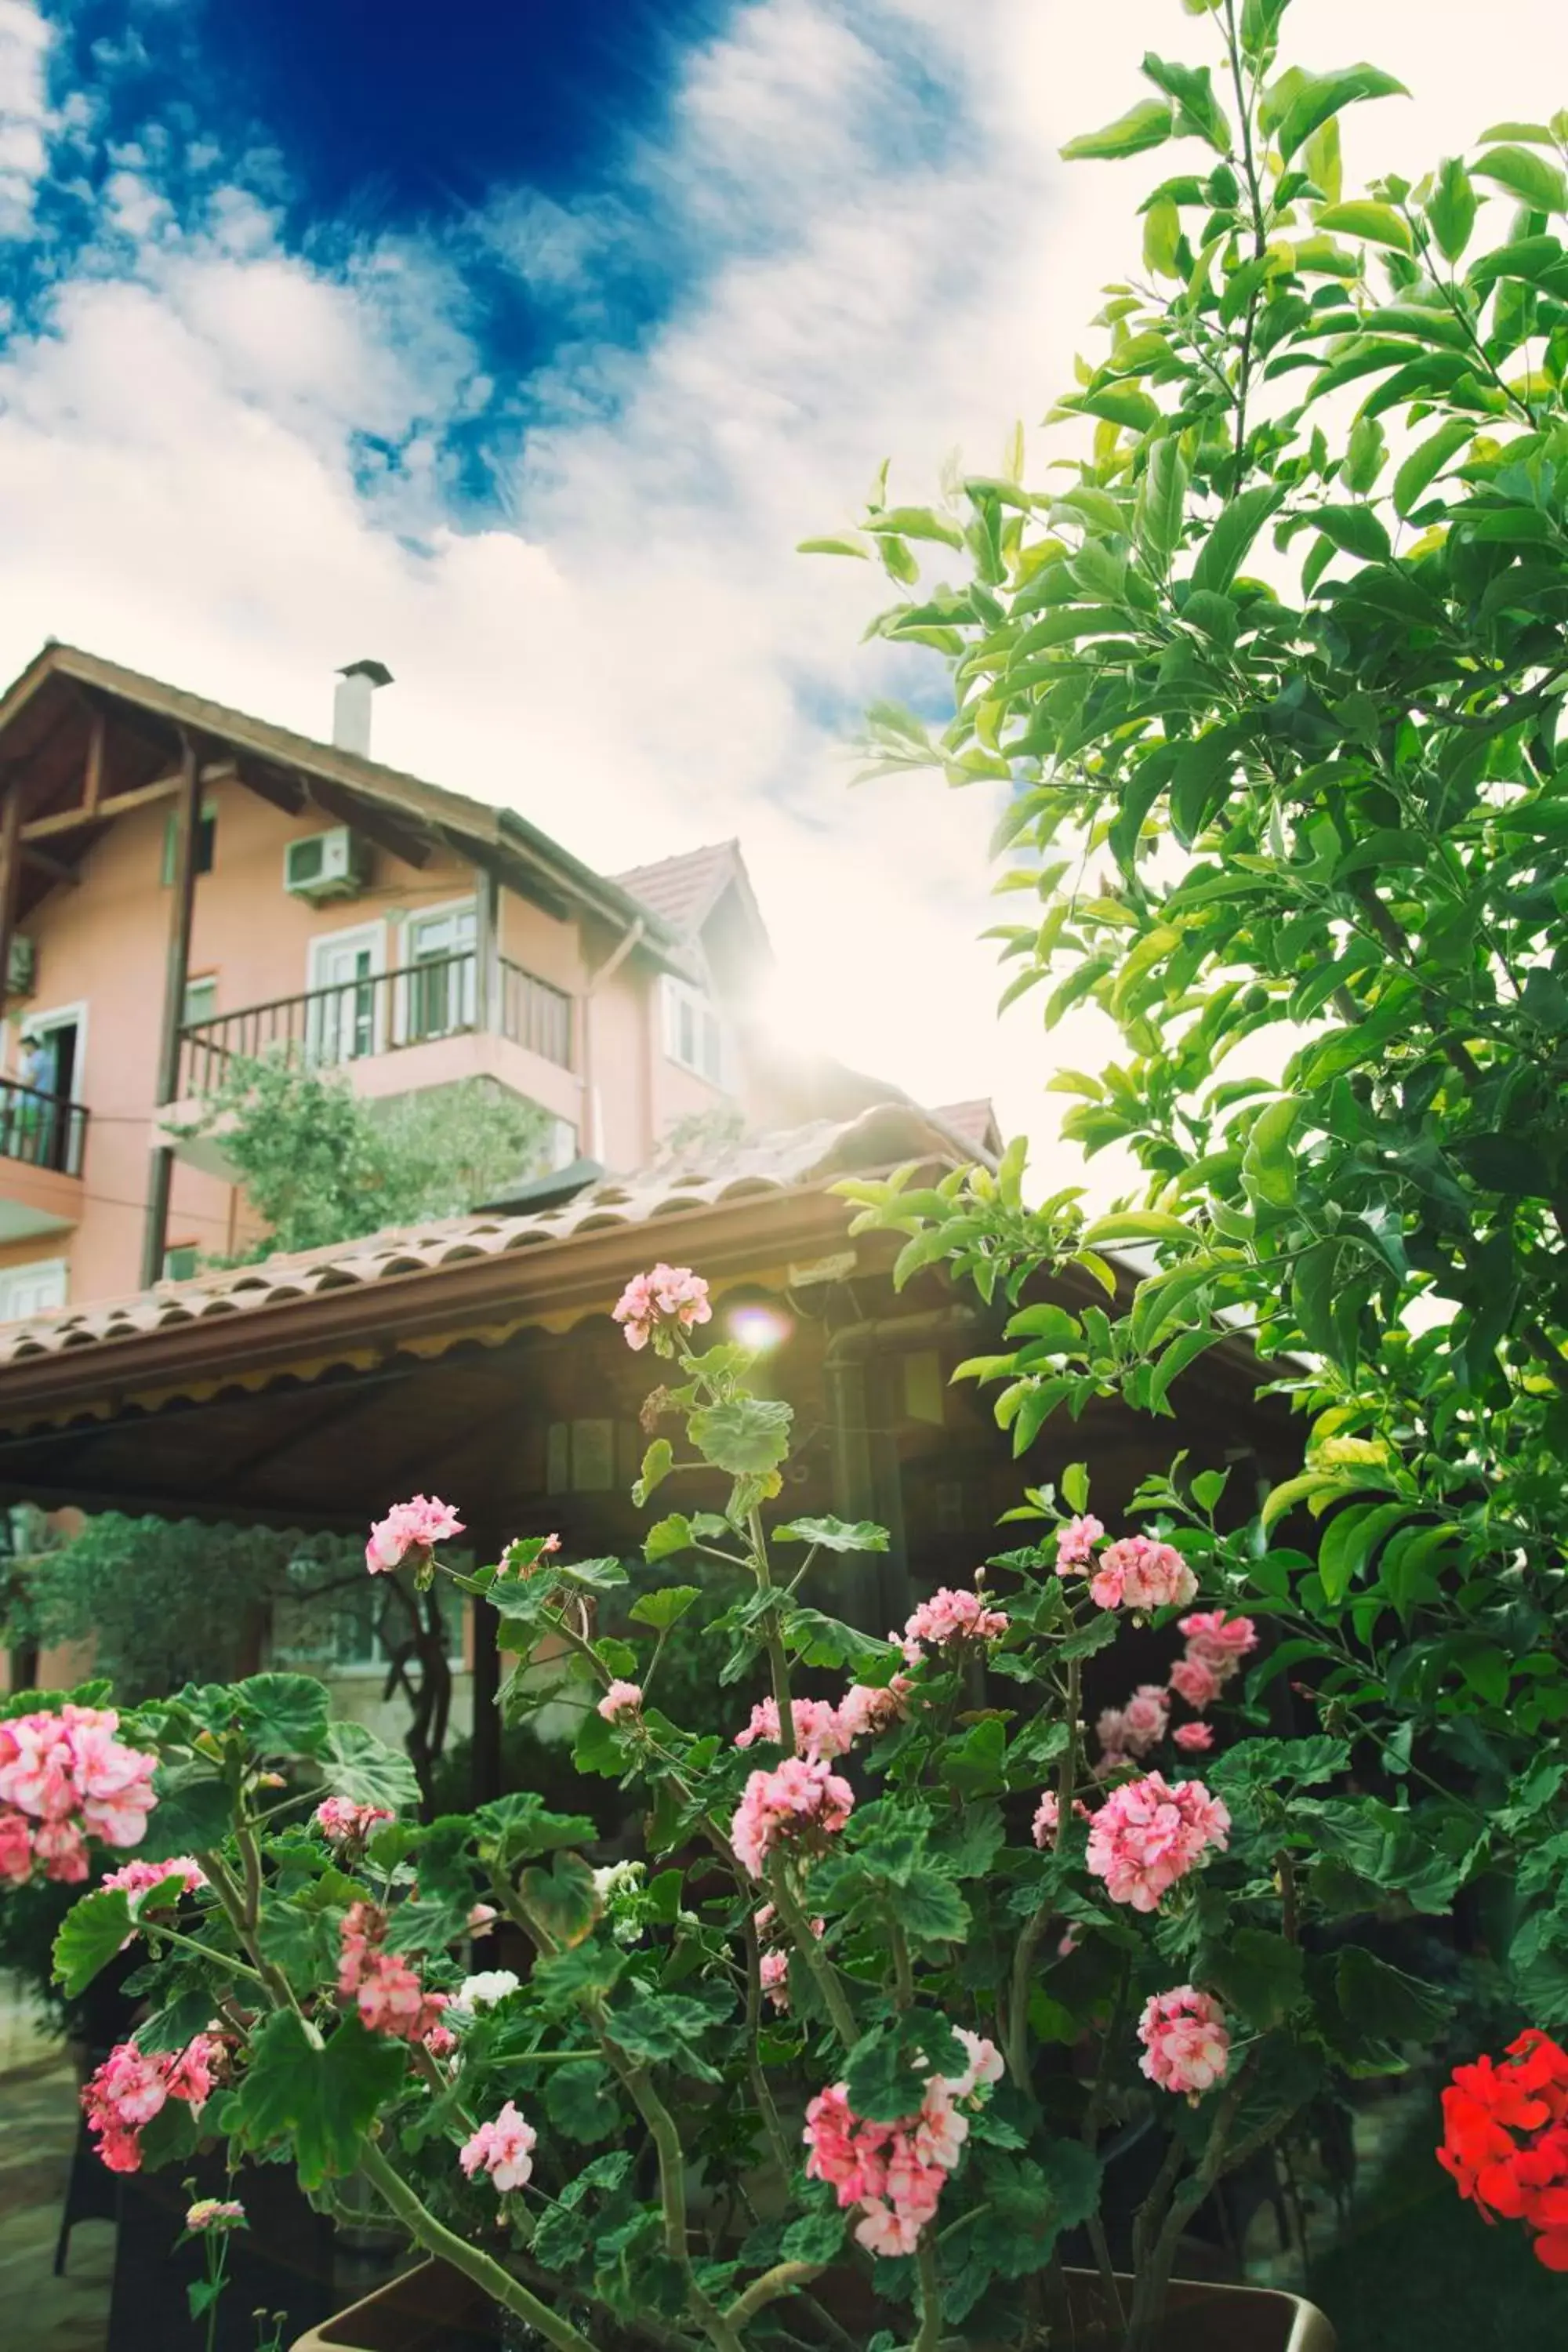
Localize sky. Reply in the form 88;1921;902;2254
0;0;1563;1189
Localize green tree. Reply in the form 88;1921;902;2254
178;1057;557;1258
830;8;1568;2031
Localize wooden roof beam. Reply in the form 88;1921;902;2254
305;774;434;869
231;758;306;817
20;757;236;841
21;843;81;887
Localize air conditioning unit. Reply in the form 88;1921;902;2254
283;827;369;904
6;935;34;996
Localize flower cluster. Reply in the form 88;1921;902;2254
1092;1535;1198;1614
460;2100;537;2194
898;1580;1010;1661
82;2034;220;2173
1096;1684;1171;1768
0;1704;158;1884
313;1797;394;1846
804;2030;1004;2257
731;1756;853;1878
735;1694;850;1762
1086;1772;1230;1912
184;2198;246;2234
612;1264;713;1352
447;1969;521;2027
100;1854;205;1904
1439;2031;1568;2270
365;1494;464;1575
1138;1986;1232;2099
597;1679;644;1725
1055;1514;1105;1570
337;1903;448;2044
1176;1610;1258;1691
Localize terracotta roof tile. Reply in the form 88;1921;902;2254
614;842;741;935
0;1105;957;1368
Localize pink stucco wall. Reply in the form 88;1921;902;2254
0;775;744;1312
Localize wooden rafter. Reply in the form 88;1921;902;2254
305;773;434;869
20;757;236;841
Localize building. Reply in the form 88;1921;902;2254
0;641;808;1318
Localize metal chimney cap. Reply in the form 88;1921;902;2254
338;659;393;687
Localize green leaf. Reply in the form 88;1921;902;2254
607;1989;724;2080
1275;67;1409;164
1335;1947;1449;2042
1472;145;1568;215
1311;503;1392;562
1189;485;1283;593
644;1514;695;1563
688;1396;793;1477
545;2061;622;2143
797;536;869;559
1313;201;1414;254
234;1672;332;1758
1242;1093;1302;1209
1207;1927;1305;2029
782;2208;848;2265
1134;436;1189;564
632;1439;673;1508
140;1764;234;1859
1080;1209;1195;1247
1062;1461;1090;1515
519;1853;601;1948
1062;99;1173;164
1392;416;1473;517
321;1719;419;1818
1003;1302;1083;1349
1426;158;1477;263
846;2014;969;2122
1318;1502;1412;1605
53;1889;136;1998
628;1584;701;1632
897;1864;972;1944
773;1515;891;1553
223;2009;406;2190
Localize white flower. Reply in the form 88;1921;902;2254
447;1969;521;2026
591;1860;644;1904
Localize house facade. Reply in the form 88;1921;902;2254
0;643;783;1319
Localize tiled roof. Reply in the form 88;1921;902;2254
614;841;742;935
0;1104;958;1370
934;1099;1002;1152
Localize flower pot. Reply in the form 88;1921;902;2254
289;2258;1336;2351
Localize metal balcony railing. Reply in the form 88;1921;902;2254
0;1081;89;1178
176;952;575;1098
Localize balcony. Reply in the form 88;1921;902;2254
0;1081;89;1239
167;952;579;1177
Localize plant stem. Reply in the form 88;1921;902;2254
913;2238;944;2352
768;1864;858;2050
724;2261;824;2330
145;1918;267;1990
747;1506;797;1756
357;2140;599;2352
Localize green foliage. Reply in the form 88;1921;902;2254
176;1054;556;1259
16;1515;357;1699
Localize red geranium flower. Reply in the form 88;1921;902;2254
1439;2031;1568;2270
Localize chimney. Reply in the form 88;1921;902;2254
332;659;393;756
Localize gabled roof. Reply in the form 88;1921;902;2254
0;641;695;960
615;841;745;935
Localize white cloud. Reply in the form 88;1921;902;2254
0;0;52;238
0;0;1561;1196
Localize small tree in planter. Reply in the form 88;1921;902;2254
5;1261;1490;2352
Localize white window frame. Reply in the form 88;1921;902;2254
0;1258;68;1323
21;1000;90;1099
306;920;387;1064
661;975;725;1087
397;895;477;1042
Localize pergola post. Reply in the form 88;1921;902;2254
0;780;23;1019
139;735;201;1290
474;863;502;1038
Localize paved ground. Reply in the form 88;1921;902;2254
0;1989;111;2352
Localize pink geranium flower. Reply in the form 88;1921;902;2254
1120;1684;1171;1757
898;1581;1010;1662
1085;1772;1230;1912
459;2100;537;2193
82;2034;220;2174
1168;1655;1221;1712
730;1757;853;1878
803;2027;1002;2257
365;1494;464;1575
1178;1610;1258;1681
597;1680;644;1724
1031;1790;1091;1848
314;1797;394;1846
836;1678;915;1744
612;1264;713;1351
1173;1722;1214;1753
0;1707;158;1879
735;1695;851;1762
0;1806;32;1882
1138;1986;1232;2097
1054;1514;1105;1573
1090;1535;1198;1614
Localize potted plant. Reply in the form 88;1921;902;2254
0;1261;1374;2350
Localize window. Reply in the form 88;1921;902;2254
662;976;725;1086
0;1259;67;1323
183;977;217;1029
161;802;217;886
162;1244;199;1283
